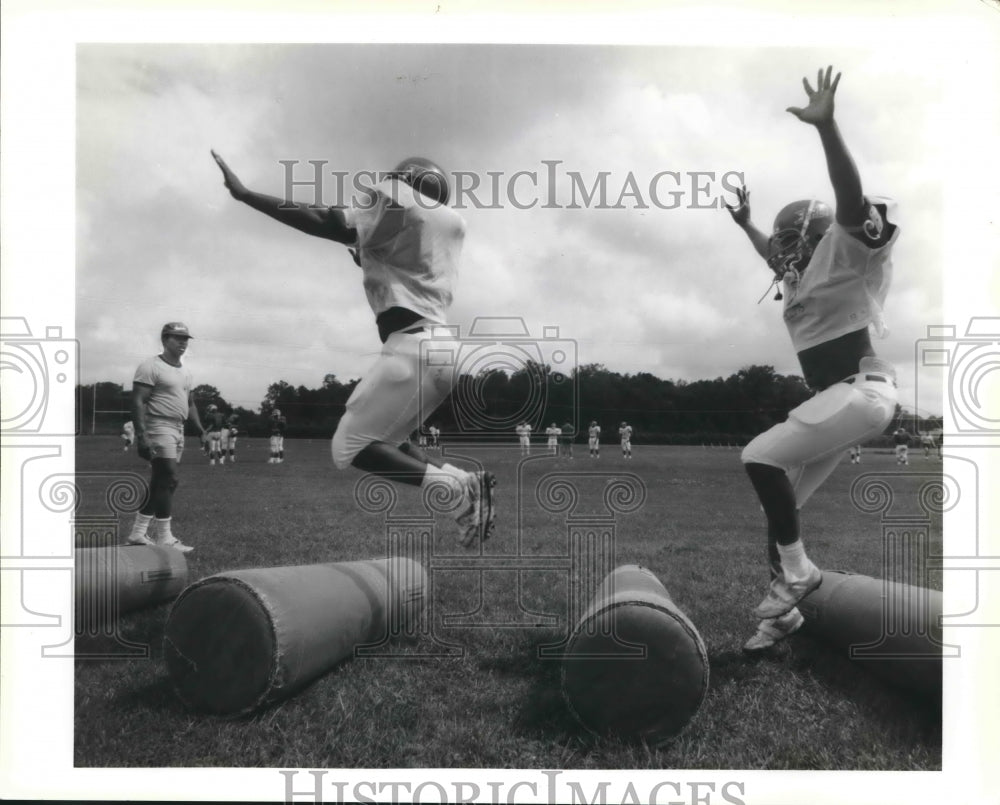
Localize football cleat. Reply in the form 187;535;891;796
159;536;194;554
743;607;804;652
754;564;822;619
455;471;497;548
126;532;155;547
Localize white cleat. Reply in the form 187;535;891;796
743;607;805;652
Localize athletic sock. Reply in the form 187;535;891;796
422;465;468;512
777;540;813;582
154;517;174;544
129;513;153;538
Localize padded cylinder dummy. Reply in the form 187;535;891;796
75;545;189;627
561;564;709;744
163;557;426;716
798;570;942;698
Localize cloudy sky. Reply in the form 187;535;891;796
69;28;998;419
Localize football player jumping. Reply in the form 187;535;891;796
726;67;899;651
212;152;496;547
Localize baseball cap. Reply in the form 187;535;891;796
161;322;193;339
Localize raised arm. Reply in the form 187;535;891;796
212;150;356;244
725;184;770;261
786;66;866;228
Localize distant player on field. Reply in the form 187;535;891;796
588;420;601;458
213;151;495;547
429;424;441;451
560;421;574;459
223;413;239;462
892;427;910;465
546;423;561;456
618;421;633;459
204;404;225;465
268;409;287;464
516;421;532;456
120;419;135;452
919;431;935;459
848;444;861;464
125;322;205;552
726;66;899;651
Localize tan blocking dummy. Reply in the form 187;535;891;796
75;545;189;628
163;557;427;716
561;564;709;745
798;570;944;699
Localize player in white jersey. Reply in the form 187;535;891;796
126;322;206;552
588;421;601;458
516;422;532;456
268;409;287;463
545;423;561;455
223;413;239;462
892;428;911;465
618;422;633;459
120;419;135;452
213;152;495;546
848;444;861;464
428;424;441;451
204;404;225;464
726;67;899;651
919;431;935;459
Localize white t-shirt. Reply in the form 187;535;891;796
344;179;466;323
781;197;898;352
133;355;193;424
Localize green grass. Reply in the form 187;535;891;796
74;436;943;769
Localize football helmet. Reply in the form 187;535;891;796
388;157;450;205
207;404;218;413
766;199;833;278
271;409;281;418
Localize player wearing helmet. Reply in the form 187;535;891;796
268;409;287;464
545;423;561;456
222;412;239;462
618;422;632;459
204;403;225;465
726;67;899;651
212;151;496;547
516;421;532;456
588;421;601;458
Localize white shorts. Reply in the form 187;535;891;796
219;428;231;449
589;437;599;449
332;326;458;469
144;419;185;462
270;435;284;451
208;430;221;446
742;363;897;507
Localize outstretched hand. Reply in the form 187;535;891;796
724;184;751;226
211;149;247;199
786;65;841;126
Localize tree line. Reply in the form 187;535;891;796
77;362;941;446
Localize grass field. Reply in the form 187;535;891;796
74;436;943;770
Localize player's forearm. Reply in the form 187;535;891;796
233;188;335;237
738;220;770;261
815;120;865;227
188;406;205;434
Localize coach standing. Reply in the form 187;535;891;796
125;322;205;553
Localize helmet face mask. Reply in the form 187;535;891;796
766;199;833;279
388;157;450;205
